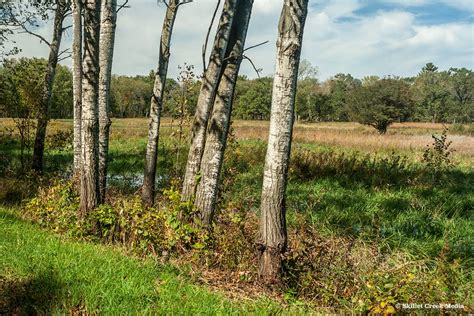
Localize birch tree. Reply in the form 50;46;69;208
258;0;308;283
30;0;69;171
72;0;82;181
98;0;117;203
80;0;101;216
142;0;188;206
181;0;237;201
194;0;254;227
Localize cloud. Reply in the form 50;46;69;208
4;0;473;81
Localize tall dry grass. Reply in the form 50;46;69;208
1;118;472;160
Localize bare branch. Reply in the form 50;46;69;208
58;53;72;62
202;0;221;72
244;40;269;52
243;54;261;78
17;25;51;46
116;0;130;13
62;24;72;32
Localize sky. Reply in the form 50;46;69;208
5;0;474;81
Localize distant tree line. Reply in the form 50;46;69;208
1;59;473;132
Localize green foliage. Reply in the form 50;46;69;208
0;57;73;119
348;78;414;134
233;77;272;120
422;127;455;180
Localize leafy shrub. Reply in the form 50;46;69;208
422;127;455;182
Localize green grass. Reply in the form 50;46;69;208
0;208;306;315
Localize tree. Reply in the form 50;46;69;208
348;78;414;134
80;0;101;216
23;0;69;171
194;0;254;227
233;77;272;120
142;0;188;206
413;63;449;123
446;67;474;123
181;0;237;201
0;58;73;169
72;0;82;180
326;73;361;121
98;0;117;203
258;0;308;283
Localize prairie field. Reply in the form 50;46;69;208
0;118;473;313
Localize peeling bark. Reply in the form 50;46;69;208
80;0;101;216
181;0;237;201
98;0;117;203
142;0;180;206
31;0;67;171
72;0;83;181
195;0;254;227
258;0;308;284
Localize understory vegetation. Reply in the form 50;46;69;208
1;119;473;314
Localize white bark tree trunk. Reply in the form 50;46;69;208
31;0;67;171
142;0;181;206
72;0;83;181
194;0;253;227
181;0;237;201
98;0;117;203
258;0;308;283
80;0;101;216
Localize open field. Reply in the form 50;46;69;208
2;118;473;160
0;118;473;313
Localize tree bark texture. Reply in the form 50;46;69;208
80;0;101;216
31;0;67;171
181;0;237;201
194;0;253;227
258;0;308;284
72;0;83;180
98;0;117;203
142;0;180;206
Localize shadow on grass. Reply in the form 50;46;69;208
0;270;62;315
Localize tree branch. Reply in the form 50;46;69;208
17;25;51;47
117;0;130;13
202;0;221;73
243;40;269;52
243;55;261;78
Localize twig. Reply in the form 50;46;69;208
242;55;261;78
58;53;72;62
243;40;269;52
202;0;221;72
17;25;51;46
117;0;130;13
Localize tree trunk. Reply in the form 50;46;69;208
194;0;253;227
80;0;101;216
142;0;180;206
258;0;308;284
98;0;117;203
181;0;237;201
31;0;67;171
72;0;83;181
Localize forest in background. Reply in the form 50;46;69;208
1;58;473;126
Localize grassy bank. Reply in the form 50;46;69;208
0;208;302;314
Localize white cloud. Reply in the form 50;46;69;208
4;0;474;81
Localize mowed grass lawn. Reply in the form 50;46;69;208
0;208;302;315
